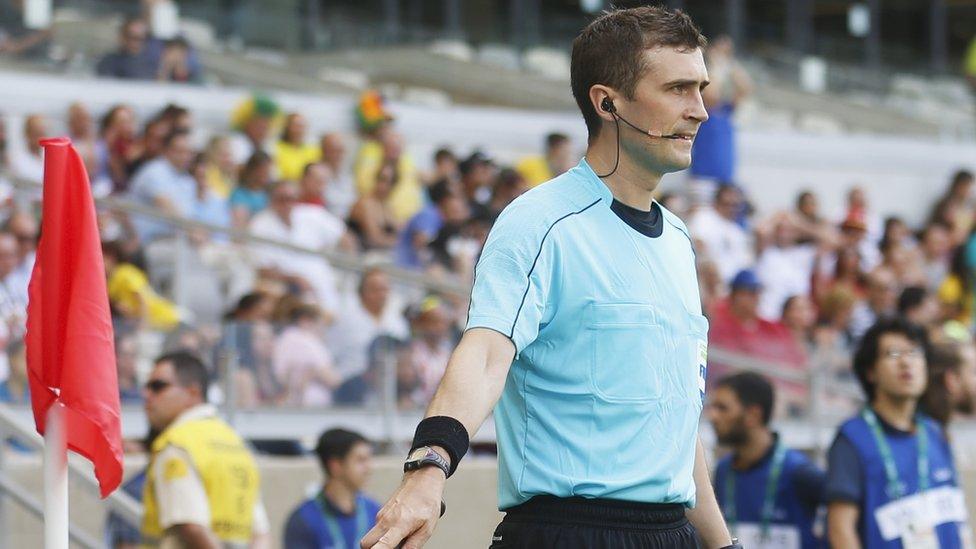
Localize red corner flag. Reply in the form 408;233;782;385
25;137;123;498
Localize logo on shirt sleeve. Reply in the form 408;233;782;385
697;339;708;402
162;457;189;481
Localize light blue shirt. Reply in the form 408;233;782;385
127;158;197;243
466;158;708;510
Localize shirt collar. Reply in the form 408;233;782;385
575;158;613;204
732;432;781;472
170;403;217;427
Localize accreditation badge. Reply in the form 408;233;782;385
734;523;801;549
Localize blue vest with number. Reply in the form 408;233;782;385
714;447;824;549
839;414;963;549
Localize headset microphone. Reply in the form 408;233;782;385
595;98;684;179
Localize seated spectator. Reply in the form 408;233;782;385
878;235;925;288
156;36;201;83
202;135;236;199
189;153;231;234
103;241;181;331
104;468;147;549
93;104;139;194
274;113;320;182
927;170;974;246
898;286;942;341
249;180;354;313
688;185;753;284
708;270;807;416
849;267;899;341
813;245;866;305
813;285;858;359
0;232;28;337
919;223;952;291
515;132;574;188
67;102;98;176
229;94;280;166
283;429;381;548
781;295;816;354
0;339;28;404
755;215;817;320
298;162;330;208
127;129;196;243
230;151;273;228
487;168;528;220
938;243;974;326
10;114;47;185
459;151;497;220
320;133;356;219
327;268;409;388
429;147;459;185
404;295;454;407
96;17;158;80
792;190;835;245
347;163;399;251
355;125;422;224
0;0;52;58
128;114;172;176
116;334;143;404
6;211;37;290
272;303;340;407
222;292;280;404
838;186;882;244
394;180;467;270
836;210;881;273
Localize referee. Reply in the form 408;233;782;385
362;7;737;549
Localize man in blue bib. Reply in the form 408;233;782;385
363;6;740;549
826;317;971;548
284;428;381;549
709;372;825;549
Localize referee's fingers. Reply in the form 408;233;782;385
398;525;436;549
361;523;410;549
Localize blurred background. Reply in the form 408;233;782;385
0;0;975;547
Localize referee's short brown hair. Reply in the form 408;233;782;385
571;6;706;142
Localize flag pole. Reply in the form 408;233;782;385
43;402;68;549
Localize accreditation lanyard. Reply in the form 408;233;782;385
724;442;788;538
316;492;369;549
861;408;929;500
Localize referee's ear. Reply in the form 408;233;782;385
589;84;618;127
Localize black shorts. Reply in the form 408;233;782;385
487;496;701;549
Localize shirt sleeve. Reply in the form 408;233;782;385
465;203;555;354
283;507;319;549
825;433;863;504
251;498;270;535
152;445;211;529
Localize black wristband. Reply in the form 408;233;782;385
411;416;469;478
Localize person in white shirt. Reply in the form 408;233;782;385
327;268;410;383
272;302;341;407
249;179;355;314
10;114;47;187
755;216;817;320
320;133;357;220
688;185;753;283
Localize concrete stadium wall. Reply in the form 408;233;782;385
3;453;975;549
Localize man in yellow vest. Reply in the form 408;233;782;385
141;351;270;548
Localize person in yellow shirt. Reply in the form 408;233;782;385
141;351;270;548
515;132;574;188
103;241;181;331
275;113;321;182
202;135;237;199
354;126;422;224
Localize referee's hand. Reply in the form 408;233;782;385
361;467;447;549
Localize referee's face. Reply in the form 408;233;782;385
619;46;709;180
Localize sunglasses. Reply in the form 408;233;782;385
144;379;172;394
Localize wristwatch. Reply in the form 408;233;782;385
404;446;451;478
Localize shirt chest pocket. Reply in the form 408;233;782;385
586;303;667;402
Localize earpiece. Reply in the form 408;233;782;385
601;97;615;113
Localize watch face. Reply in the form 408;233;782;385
407;447;430;462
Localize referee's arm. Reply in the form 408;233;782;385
361;327;515;549
687;439;736;548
